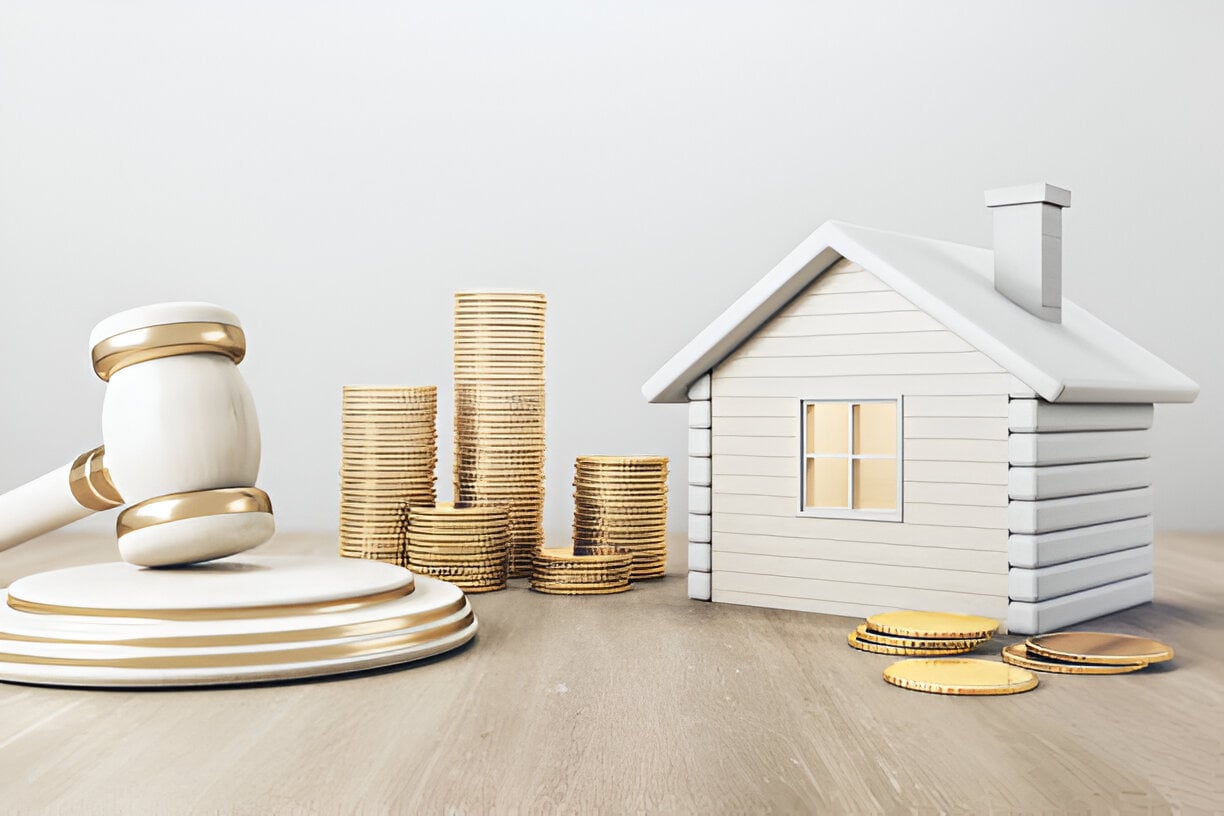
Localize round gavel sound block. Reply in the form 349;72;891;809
0;302;274;567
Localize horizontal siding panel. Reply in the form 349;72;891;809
1008;487;1153;535
1008;545;1153;602
712;397;796;418
760;312;947;338
905;438;1010;462
735;331;975;358
711;474;797;498
715;552;1008;596
903;503;1009;529
1008;459;1153;501
802;269;890;294
905;395;1009;417
1008;400;1154;433
904;417;1007;440
904;460;1008;485
712;511;1007;550
717;353;1005;379
1009;430;1150;466
1008;517;1154;568
711;373;1016;398
711;591;1008;625
779;290;917;316
712;532;1006;573
712;572;1008;617
712;416;796;437
1007;575;1152;635
904;481;1008;507
713;436;794;458
712;455;793;477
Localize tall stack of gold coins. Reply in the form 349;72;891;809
453;291;546;578
339;386;438;565
405;503;511;593
572;456;669;579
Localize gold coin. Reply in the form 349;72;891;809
1000;643;1147;674
882;658;1038;695
866;610;1000;640
530;584;632;596
1025;631;1173;665
847;631;973;656
855;625;987;650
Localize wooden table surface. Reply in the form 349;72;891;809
0;531;1219;814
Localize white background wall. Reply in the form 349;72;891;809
1;1;1219;536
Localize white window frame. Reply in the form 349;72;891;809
798;398;903;522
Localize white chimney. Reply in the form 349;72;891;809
984;183;1071;323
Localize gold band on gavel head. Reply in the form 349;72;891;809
68;446;124;511
90;322;247;382
116;486;273;540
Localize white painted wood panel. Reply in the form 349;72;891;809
1008;545;1152;602
711;474;797;498
713;513;1007;550
905;439;1010;463
711;397;795;418
1008;430;1149;466
1009;376;1037;398
688;428;711;457
761;312;949;337
717;353;1005;379
711;532;1006;573
713;571;1009;620
713;436;795;458
688;400;711;429
787;269;890;294
1008;400;1154;433
688;571;711;600
712;416;796;437
686;374;711;400
710;590;910;622
713;374;1016;398
736;332;974;359
1008;487;1153;535
1008;459;1153;501
688;457;712;487
688;513;712;543
712;455;793;477
689;485;712;515
1007;574;1153;635
905;395;1009;417
1008;516;1153;569
780;290;918;316
904;482;1008;507
714;493;1007;529
905;460;1008;485
714;552;1008;596
688;542;712;573
904;417;1008;440
904;503;1009;529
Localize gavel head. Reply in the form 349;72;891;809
89;302;275;567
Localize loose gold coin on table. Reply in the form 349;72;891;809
847;630;976;657
1024;631;1174;666
883;658;1039;696
1000;643;1148;675
866;610;1000;640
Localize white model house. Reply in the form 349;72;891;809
643;184;1197;634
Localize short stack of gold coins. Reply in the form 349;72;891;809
572;456;669;579
1001;631;1174;675
846;610;998;657
453;291;547;578
530;547;633;595
339;386;438;565
405;502;511;593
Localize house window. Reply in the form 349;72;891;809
801;399;901;520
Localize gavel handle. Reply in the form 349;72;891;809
0;447;124;553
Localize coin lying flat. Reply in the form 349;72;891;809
847;631;974;656
1001;643;1147;675
883;658;1038;696
1025;631;1173;666
866;610;1000;640
854;625;987;651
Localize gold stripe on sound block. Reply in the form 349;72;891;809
117;487;273;539
850;626;982;654
1000;643;1147;675
6;582;414;621
92;322;246;381
1024;631;1174;666
883;658;1038;696
866;610;999;640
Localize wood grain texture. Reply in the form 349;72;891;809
0;531;1220;813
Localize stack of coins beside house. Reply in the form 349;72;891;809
846;610;998;656
339;386;438;565
530;547;633;595
572;456;669;579
405;503;511;593
453;291;547;578
1001;631;1173;674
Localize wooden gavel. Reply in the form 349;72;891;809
0;302;274;566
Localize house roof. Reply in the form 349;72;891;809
642;220;1199;404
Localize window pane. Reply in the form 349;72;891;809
853;402;897;455
806;403;848;455
806;457;849;508
853;458;897;510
